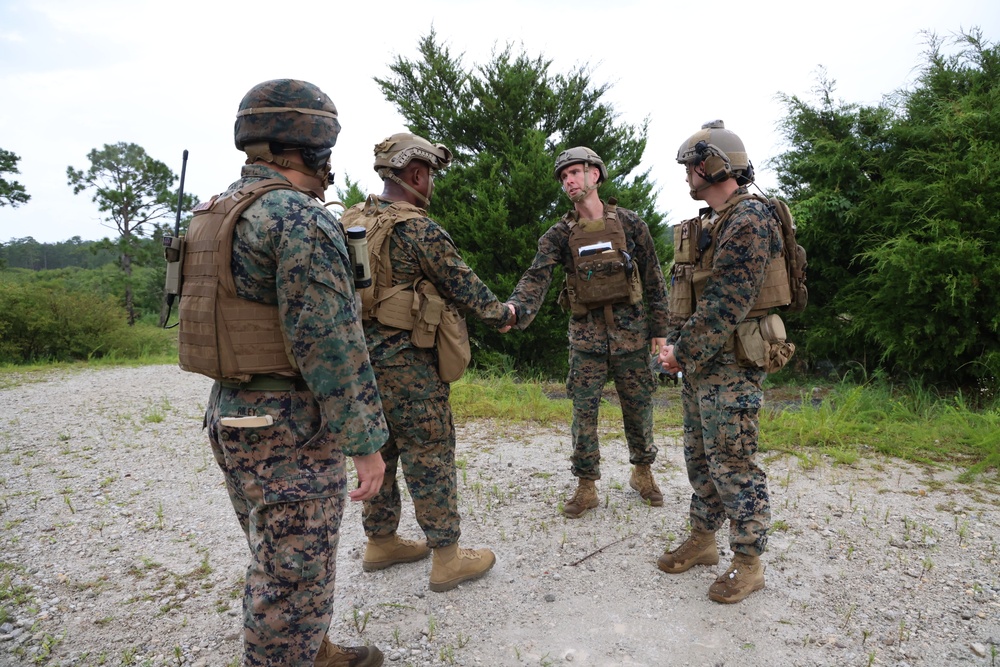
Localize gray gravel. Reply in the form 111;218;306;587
1;365;998;666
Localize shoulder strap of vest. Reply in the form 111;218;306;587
348;195;428;318
216;178;295;298
604;197;618;227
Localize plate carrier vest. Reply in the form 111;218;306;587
668;193;792;321
177;179;299;382
562;198;642;325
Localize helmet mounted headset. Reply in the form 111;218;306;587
676;120;755;199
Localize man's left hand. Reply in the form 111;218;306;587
349;452;385;501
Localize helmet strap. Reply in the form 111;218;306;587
385;171;430;209
566;163;599;203
244;142;332;200
687;164;715;200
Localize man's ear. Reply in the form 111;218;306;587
405;163;425;187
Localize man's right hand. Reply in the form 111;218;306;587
499;302;517;333
658;344;681;375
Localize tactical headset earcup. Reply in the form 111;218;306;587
702;154;732;183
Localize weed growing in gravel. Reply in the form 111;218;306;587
957;518;969;546
142;397;172;424
350;607;370;634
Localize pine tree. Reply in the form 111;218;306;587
374;29;664;376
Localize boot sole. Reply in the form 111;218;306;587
362;552;431;572
428;557;496;592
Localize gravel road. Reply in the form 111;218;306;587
1;365;997;666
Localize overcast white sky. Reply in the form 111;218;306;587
1;0;997;244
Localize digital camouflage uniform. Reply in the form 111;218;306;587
205;163;388;666
666;186;779;557
509;202;669;480
362;202;509;548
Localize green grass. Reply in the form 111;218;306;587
450;371;574;423
761;378;999;481
2;355;996;482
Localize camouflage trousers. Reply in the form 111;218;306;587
207;382;346;667
681;359;771;556
566;346;658;480
364;347;460;548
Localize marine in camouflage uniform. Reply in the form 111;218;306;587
355;133;512;592
191;80;388;667
658;120;776;605
507;147;669;518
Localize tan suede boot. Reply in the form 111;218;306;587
629;464;663;506
708;552;765;604
314;636;384;667
362;533;430;572
656;529;719;573
562;478;599;518
429;543;496;592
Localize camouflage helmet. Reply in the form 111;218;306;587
234;79;341;151
553;146;607;183
373;132;452;175
676;120;752;182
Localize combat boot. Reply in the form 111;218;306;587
562;478;599;518
708;552;765;604
657;529;719;573
429;543;496;592
362;533;430;572
314;636;384;667
629;464;663;506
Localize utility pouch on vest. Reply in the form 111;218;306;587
668;264;695;319
558;282;589;318
734;313;795;373
436;303;471;383
411;281;443;349
672;218;700;264
627;266;643;305
573;249;632;306
410;279;471;382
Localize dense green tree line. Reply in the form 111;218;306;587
774;29;998;389
1;236;122;270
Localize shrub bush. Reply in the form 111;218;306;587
0;282;133;363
